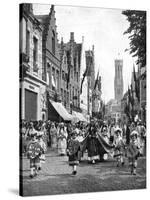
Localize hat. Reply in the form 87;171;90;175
130;130;138;138
30;131;37;137
70;130;77;137
115;127;122;134
37;131;44;137
60;122;64;127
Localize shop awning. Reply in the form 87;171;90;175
72;111;87;122
50;100;73;121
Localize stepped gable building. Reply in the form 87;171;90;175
36;5;61;100
60;32;82;114
20;4;47;121
36;5;64;121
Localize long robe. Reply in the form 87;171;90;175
57;128;68;155
50;127;57;148
86;127;99;160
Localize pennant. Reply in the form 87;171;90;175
94;70;99;90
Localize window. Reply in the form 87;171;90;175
52;30;55;55
33;37;38;72
26;30;30;58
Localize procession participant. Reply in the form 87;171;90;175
113;127;126;167
28;122;36;138
37;131;47;170
126;130;141;175
100;126;109;160
87;120;99;164
76;129;84;162
46;120;51;147
26;132;43;178
50;122;57;149
67;130;80;175
109;123;115;144
57;122;68;156
136;121;146;156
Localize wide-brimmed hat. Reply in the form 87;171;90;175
115;127;122;134
37;131;44;137
30;131;37;137
130;130;138;138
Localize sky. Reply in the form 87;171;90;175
33;4;137;103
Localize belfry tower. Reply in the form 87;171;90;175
114;58;123;101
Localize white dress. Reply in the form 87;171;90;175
57;128;68;155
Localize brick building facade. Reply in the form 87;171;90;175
20;4;47;121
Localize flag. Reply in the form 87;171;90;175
128;86;131;106
98;76;101;91
94;70;99;90
133;65;140;102
130;84;134;106
80;67;87;94
66;50;71;89
80;52;93;94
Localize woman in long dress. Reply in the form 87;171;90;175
50;123;57;149
87;123;99;164
57;123;68;155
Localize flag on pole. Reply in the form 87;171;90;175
94;70;99;90
66;50;71;89
133;65;140;102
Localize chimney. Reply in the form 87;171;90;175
70;32;74;42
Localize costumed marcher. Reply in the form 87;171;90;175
76;130;84;162
50;122;57;149
87;120;99;164
100;126;109;161
26;132;43;178
57;123;68;156
125;123;131;145
67;130;80;175
126;130;141;175
37;131;47;170
109;123;115;144
113;127;126;167
28;122;36;138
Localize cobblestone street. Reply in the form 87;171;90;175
20;149;146;196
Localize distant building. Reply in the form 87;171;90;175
114;59;123;101
20;4;47;121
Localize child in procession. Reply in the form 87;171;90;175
26;132;42;178
67;130;80;175
37;131;47;171
126;130;141;175
113;128;126;167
